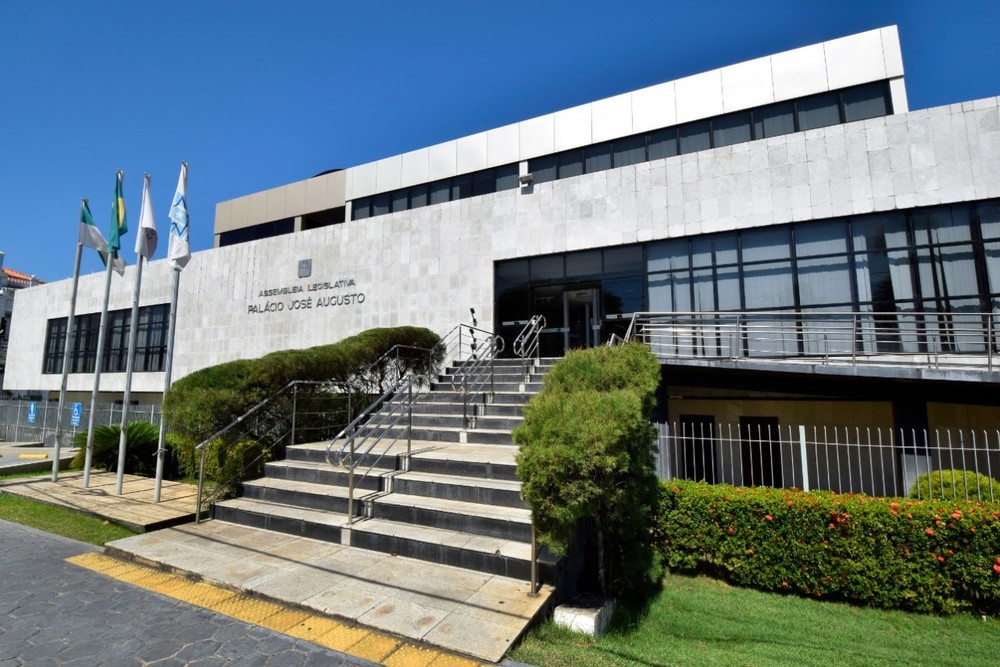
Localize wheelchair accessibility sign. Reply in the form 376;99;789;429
27;402;37;424
71;402;83;427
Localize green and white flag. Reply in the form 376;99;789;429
79;198;124;275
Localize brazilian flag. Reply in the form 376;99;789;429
108;170;127;256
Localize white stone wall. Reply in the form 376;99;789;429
4;97;999;395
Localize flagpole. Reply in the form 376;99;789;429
154;267;181;502
115;254;143;495
52;227;85;482
83;255;115;488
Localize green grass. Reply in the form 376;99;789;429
510;573;999;667
0;493;138;546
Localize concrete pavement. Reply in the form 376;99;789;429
0;519;378;667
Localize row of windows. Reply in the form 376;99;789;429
529;81;891;184
42;304;170;375
351;164;520;221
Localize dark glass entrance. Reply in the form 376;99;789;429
534;284;602;357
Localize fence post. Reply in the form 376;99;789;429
14;399;21;442
798;425;810;492
851;313;858;366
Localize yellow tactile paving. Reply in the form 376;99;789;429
69;553;487;666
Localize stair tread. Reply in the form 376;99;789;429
377;492;531;523
293;440;520;465
397;470;522;492
216;497;349;526
355;518;531;559
267;459;395;475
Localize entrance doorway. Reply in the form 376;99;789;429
534;284;602;356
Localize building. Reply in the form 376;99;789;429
4;26;1000;459
0;252;43;395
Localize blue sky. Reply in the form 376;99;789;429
2;1;999;281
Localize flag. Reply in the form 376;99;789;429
135;173;158;260
79;198;125;276
108;170;127;256
168;162;190;270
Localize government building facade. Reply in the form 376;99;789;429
6;26;1000;441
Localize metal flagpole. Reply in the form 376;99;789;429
83;256;115;488
52;233;84;481
153;268;180;502
115;254;143;495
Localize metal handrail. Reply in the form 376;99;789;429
449;333;504;428
622;310;1000;371
513;315;545;380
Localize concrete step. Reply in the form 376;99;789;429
371;492;531;542
264;459;386;490
431;381;544;393
420;391;534;406
392;470;526;509
408;413;524;431
212;497;346;543
414;400;527;417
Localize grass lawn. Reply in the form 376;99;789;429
510;573;999;667
0;473;139;546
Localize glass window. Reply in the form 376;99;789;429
409;184;428;209
755;102;795;138
604;245;643;274
530;255;564;281
691;237;714;268
977;200;1000;239
429;180;450;205
795;220;848;257
566;250;602;278
798;256;853;306
351;197;371;221
452;175;472;200
372;193;391;216
648;128;678;161
496;259;529;289
471;170;495;197
913;206;971;244
678;120;711;154
43;318;67;374
743;261;795;310
647;239;688;273
495;164;519;191
585;142;612;173
603;277;643;315
712;112;752;148
558;149;584;179
843;82;889;122
391;189;409;213
712;234;739;266
613;135;646;167
797;91;842;131
529;155;557;184
741;227;791;263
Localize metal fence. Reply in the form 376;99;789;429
0;399;162;446
656;421;1000;502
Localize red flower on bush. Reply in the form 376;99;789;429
925;527;936;537
765;514;773;522
993;563;1000;574
951;510;962;520
728;526;735;535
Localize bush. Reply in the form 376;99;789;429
71;422;164;477
656;480;1000;614
910;469;999;502
515;343;661;598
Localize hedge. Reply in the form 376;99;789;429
656;480;1000;614
515;343;661;597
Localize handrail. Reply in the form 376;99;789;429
621;310;1000;371
449;331;504;428
513;315;545;380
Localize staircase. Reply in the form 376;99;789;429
211;356;555;582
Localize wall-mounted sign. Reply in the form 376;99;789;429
247;278;365;315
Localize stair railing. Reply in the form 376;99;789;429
513;315;545;381
446;325;505;429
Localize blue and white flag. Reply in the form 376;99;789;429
167;162;190;271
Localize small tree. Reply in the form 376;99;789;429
514;343;661;597
71;422;165;476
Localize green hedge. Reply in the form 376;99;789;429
656;480;1000;614
515;343;661;597
910;469;1000;502
163;326;441;442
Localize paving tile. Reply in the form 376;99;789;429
357;598;450;639
422;612;518;663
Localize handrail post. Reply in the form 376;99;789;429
528;521;539;598
291;383;298;446
989;314;994;372
407;381;413;462
347;440;356;526
462;374;469;429
195;445;207;524
852;313;858;366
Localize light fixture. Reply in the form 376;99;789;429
518;173;534;186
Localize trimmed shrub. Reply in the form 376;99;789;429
71;422;166;477
515;343;661;598
656;480;1000;614
910;469;999;502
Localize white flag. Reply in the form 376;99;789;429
135;173;158;260
168;162;190;271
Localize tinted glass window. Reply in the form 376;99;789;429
678;120;711;154
495;164;519;191
429;180;450;205
797;92;842;131
452;175;472;200
529;155;557;184
757;102;795;138
409;184;428;209
372;193;391;216
351;197;371;221
558;149;584;178
843;82;889;122
712;112;752;148
566;250;602;278
530;255;564;281
391;189;409;213
472;170;496;197
613;135;646;167
648;128;678;161
585;142;612;173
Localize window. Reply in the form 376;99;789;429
712;112;752;148
558;149;584;179
372;193;391;216
797;91;842;131
755;102;795;139
529;155;557;184
585;142;612;173
647;128;678;161
43;304;170;375
613;135;646;167
351;197;371;221
678;120;711;154
409;184;428;209
429;180;450;205
495;164;520;191
391;190;409;213
843;82;890;122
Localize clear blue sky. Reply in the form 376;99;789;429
2;1;998;281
